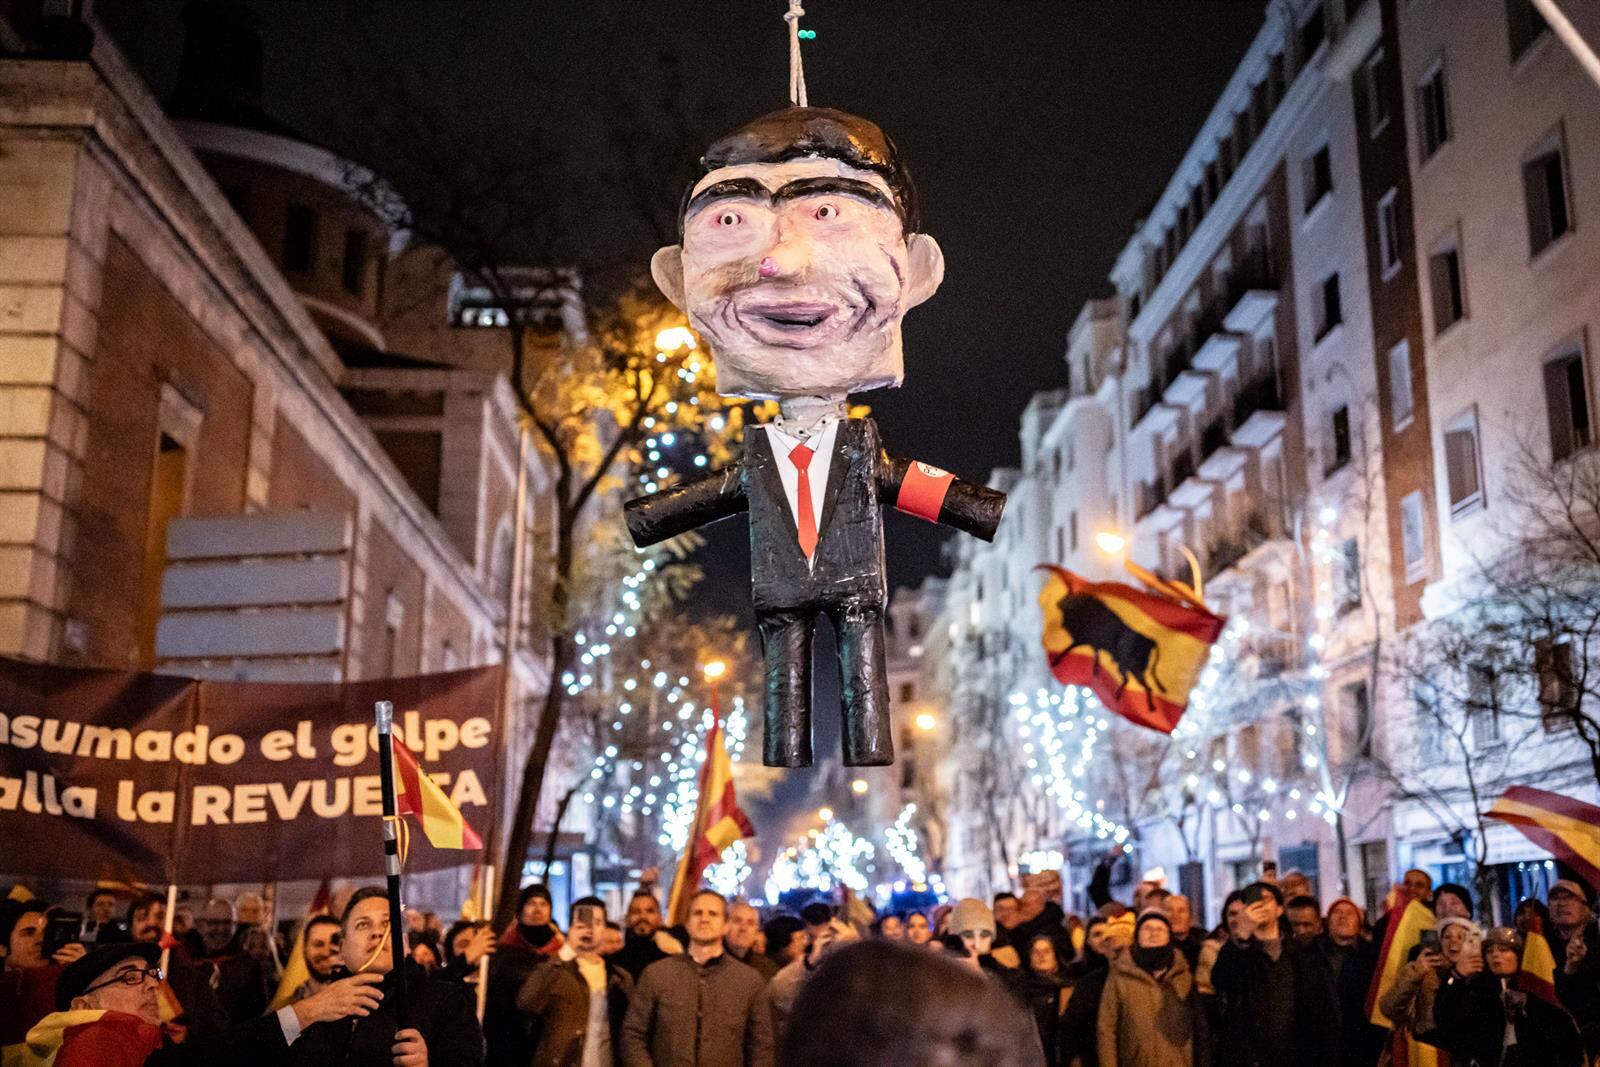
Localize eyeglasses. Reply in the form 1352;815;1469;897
82;966;164;995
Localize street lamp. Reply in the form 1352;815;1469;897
654;325;697;353
851;779;869;796
702;660;727;681
1096;527;1205;603
914;711;938;733
818;806;834;822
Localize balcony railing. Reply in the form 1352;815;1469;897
1201;417;1228;459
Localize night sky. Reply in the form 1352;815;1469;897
100;2;1264;838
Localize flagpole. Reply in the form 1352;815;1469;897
374;700;409;1027
475;862;494;1023
159;882;177;975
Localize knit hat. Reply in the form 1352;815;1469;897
517;884;553;911
950;898;995;937
1136;909;1172;935
1435;915;1478;941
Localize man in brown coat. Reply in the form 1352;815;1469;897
517;897;633;1067
621;891;772;1067
1097;910;1205;1066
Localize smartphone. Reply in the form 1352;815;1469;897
1418;928;1440;951
42;912;83;957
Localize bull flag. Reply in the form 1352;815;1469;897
1037;565;1225;733
393;738;484;850
666;715;756;927
1485;785;1600;889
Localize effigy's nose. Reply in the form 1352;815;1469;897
758;257;779;278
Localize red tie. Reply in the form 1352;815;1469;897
789;443;819;561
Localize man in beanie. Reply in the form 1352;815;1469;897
1209;881;1337;1066
1435;925;1585;1065
1096;910;1202;1066
485;883;565;1066
1548;878;1600;1059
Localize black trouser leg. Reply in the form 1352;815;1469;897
758;609;814;767
830;601;893;766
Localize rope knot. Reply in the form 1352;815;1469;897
783;0;809;108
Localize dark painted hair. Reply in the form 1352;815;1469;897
681;107;920;235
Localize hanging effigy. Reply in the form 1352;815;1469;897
625;2;1005;768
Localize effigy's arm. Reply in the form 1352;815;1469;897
624;466;747;547
878;452;1006;542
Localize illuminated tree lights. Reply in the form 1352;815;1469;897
763;804;946;905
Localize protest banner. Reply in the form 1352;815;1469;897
0;657;504;884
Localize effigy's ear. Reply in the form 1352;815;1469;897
903;234;945;310
651;246;687;310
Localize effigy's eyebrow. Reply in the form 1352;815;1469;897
686;178;772;217
772;176;895;210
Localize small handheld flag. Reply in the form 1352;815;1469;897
667;707;756;927
1037;565;1225;733
1485;786;1600;889
393;735;484;851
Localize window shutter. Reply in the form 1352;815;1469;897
1526;155;1554;254
1546;357;1575;460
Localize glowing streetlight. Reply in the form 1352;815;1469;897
1095;530;1128;555
654;325;697;353
914;711;938;733
702;660;727;681
818;806;834;822
850;779;869;796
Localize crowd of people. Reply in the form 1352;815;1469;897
1;858;1596;1066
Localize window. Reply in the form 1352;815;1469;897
1388;341;1414;430
1401;491;1428;582
1377;189;1402;278
1300;2;1327;61
1468;663;1502;747
1055;525;1065;562
1337;537;1362;612
899;682;916;702
1328;405;1352;472
1304;145;1334;213
1363;48;1391;135
1524;132;1572;257
1361;841;1390;919
1444;410;1484;515
283;204;316;274
1418;62;1452;161
1070;512;1079;552
1535;638;1577;731
1345;680;1373;758
1316;273;1343;340
1506;0;1550;62
1544;344;1592;461
1429;237;1466;333
341;228;368;296
1414;683;1445;765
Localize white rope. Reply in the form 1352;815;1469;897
784;0;809;108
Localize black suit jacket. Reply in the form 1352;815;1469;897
625;417;1003;612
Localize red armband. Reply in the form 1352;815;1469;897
896;461;955;522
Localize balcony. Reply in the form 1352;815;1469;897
1200;417;1228;459
1169;451;1196;490
1135;477;1168;520
1223;249;1279;333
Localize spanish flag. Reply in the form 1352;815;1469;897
268;878;331;1011
394;737;484;850
1037;566;1225;733
1519;910;1562;1008
667;717;755;927
1366;898;1445;1067
1486;785;1600;888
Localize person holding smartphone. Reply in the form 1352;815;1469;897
1;899;88;1049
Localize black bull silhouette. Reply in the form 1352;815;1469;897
1050;592;1168;710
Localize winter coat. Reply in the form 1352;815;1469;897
485;924;566;1067
1433;970;1585;1067
620;951;772;1067
723;946;779;983
1208;936;1338;1067
1057;963;1109;1067
515;956;633;1067
1318;937;1385;1067
1552;920;1600;1059
611;930;681;983
1376;956;1445;1041
1096;953;1205;1067
1022;970;1067;1067
282;961;484;1066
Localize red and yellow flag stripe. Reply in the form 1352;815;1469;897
667;718;755;927
1485;785;1600;889
394;738;483;850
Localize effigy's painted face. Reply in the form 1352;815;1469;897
652;156;943;400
